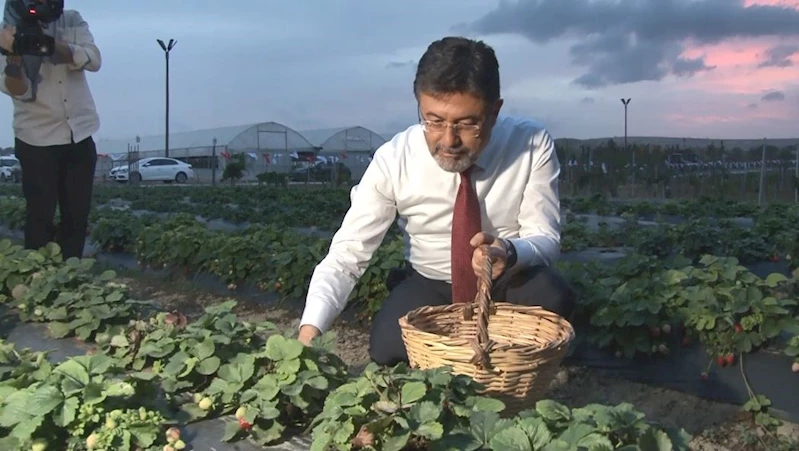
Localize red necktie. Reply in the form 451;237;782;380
451;168;482;303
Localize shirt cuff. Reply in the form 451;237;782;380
509;237;542;268
299;298;339;333
68;44;90;70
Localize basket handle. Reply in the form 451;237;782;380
468;245;495;369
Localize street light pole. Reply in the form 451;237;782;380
621;98;632;195
157;39;177;158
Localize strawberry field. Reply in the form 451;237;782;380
0;184;798;450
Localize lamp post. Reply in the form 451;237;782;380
621;98;633;195
211;138;217;186
157;38;176;157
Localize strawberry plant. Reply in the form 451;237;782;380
309;362;504;450
571;253;690;358
89;210;144;253
309;363;691;450
180;334;349;446
101;300;278;395
666;256;797;361
0;351;170;451
14;262;136;341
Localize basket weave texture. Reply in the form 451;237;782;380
398;248;575;415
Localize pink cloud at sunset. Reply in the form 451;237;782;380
743;0;799;7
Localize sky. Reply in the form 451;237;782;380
1;0;799;146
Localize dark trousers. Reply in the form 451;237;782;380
369;264;576;366
14;136;97;260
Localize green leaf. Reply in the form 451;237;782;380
27;385;63;416
264;335;304;361
222;419;242;442
410;401;440;424
47;321;73;338
517;417;553;449
197;356;221;375
638;428;674;451
471;397;506;413
194;338;215;360
764;273;788;287
383;432;411;451
488;426;532;451
470;410;502;445
400;381;427;404
536;400;571;422
416;421;444;441
52;396;79;427
0;391;31;427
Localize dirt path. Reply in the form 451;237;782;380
117;269;799;450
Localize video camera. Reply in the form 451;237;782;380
2;0;64;56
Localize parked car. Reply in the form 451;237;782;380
0;155;21;183
109;157;194;183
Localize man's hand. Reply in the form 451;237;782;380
0;25;15;54
469;232;507;280
298;324;321;346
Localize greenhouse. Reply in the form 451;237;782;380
93;122;317;182
298;126;387;179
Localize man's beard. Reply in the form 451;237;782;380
431;144;476;173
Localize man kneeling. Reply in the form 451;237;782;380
297;36;575;366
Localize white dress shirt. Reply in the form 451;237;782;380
300;116;561;332
0;10;101;147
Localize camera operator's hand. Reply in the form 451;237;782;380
0;25;15;54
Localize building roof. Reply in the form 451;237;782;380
95;122;315;155
299;126;387;152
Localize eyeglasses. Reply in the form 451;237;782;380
420;119;482;138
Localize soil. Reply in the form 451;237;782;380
117;269;799;451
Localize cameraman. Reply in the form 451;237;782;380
0;2;101;260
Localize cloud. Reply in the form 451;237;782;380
748;102;759;109
386;60;416;69
464;0;799;88
757;43;799;67
580;97;595;104
761;90;786;101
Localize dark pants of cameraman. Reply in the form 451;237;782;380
14;136;97;260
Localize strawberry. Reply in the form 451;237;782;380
614;350;623;359
661;324;672;335
238;417;252;431
658;344;669;354
792;362;799;373
650;326;661;338
700;372;708;381
681;336;691;347
716;356;727;367
724;354;735;366
733;324;743;333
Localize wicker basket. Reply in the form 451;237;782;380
398;249;575;415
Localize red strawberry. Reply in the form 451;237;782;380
700;372;708;381
717;356;727;367
734;324;743;333
238;417;252;431
725;354;735;366
650;326;661;338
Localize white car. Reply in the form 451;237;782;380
0;155;21;183
109;157;194;183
